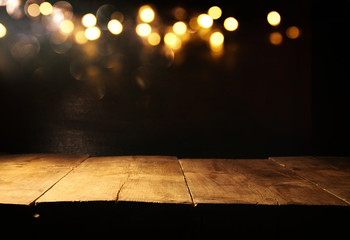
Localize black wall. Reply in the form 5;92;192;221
1;1;344;158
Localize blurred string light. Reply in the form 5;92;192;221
26;3;40;18
39;2;53;16
136;23;151;37
173;21;187;35
224;17;239;31
82;13;97;27
197;14;213;28
59;19;74;34
209;31;224;53
85;26;101;40
269;31;282;45
108;19;123;35
147;32;161;46
0;23;6;38
286;26;300;39
267;11;281;26
208;6;222;20
139;5;155;23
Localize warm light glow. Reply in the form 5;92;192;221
82;13;97;28
286;26;300;39
208;6;222;20
136;23;152;37
60;19;74;34
75;30;88;44
147;32;161;46
224;17;239;31
85;26;101;40
27;3;40;17
210;32;224;47
139;5;155;23
164;32;181;50
108;19;123;35
269;32;283;45
197;14;213;28
40;2;53;16
267;11;281;26
0;23;6;38
173;21;187;35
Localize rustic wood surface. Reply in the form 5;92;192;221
0;154;88;205
270;156;350;204
179;158;348;205
37;156;192;204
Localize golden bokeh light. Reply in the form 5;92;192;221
173;7;187;21
136;23;152;37
173;21;187;35
224;17;239;31
0;23;6;38
139;5;155;23
75;30;88;44
147;32;161;46
85;26;101;40
27;3;40;17
210;32;224;47
267;11;281;26
197;14;213;29
286;26;300;39
208;6;222;20
108;19;123;35
40;2;53;16
82;13;97;28
164;32;182;50
60;19;74;34
269;31;283;45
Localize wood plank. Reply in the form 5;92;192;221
37;156;193;204
270;156;350;204
0;154;88;205
179;158;347;206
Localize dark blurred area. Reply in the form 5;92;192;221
0;0;347;158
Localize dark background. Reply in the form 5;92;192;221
0;0;348;158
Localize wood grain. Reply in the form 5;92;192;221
270;156;350;204
179;158;347;206
37;156;193;204
0;154;88;205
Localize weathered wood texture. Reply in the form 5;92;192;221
37;156;192;204
179;158;348;205
0;154;88;205
270;156;350;204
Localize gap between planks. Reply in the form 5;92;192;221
177;159;196;207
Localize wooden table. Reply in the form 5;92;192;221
1;154;349;238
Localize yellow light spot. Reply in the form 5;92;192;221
147;32;161;46
267;11;281;26
189;17;200;30
75;30;88;44
197;14;213;29
208;6;222;20
40;2;53;16
210;32;224;47
286;26;300;39
139;5;155;23
173;7;187;20
164;32;182;50
60;19;74;34
85;26;101;41
82;13;97;28
224;17;239;31
269;32;283;45
173;21;187;35
0;23;6;38
27;3;40;17
108;19;123;35
136;23;152;37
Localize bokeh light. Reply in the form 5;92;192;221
75;30;88;44
224;17;239;31
139;5;155;23
6;0;24;19
173;7;187;20
40;2;53;16
27;3;41;18
108;19;123;35
164;32;182;50
147;32;161;46
0;23;6;38
85;26;101;40
210;32;224;47
173;21;187;35
286;26;300;39
82;13;97;28
208;6;222;20
269;31;283;45
60;19;74;34
136;23;152;37
267;11;281;26
197;14;213;28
